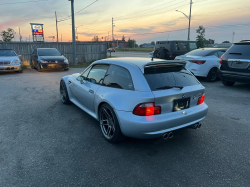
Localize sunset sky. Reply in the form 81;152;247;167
0;0;250;44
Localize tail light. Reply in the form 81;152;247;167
169;53;173;58
197;93;205;105
190;60;206;64
219;55;223;65
133;103;161;116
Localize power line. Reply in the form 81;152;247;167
0;0;48;5
58;0;98;22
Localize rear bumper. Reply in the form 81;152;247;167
116;103;208;139
41;63;69;70
0;65;22;72
218;70;250;83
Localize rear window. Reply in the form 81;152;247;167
225;43;250;56
185;49;211;56
174;42;188;51
144;68;199;91
189;42;197;50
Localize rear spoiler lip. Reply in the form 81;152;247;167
145;60;186;67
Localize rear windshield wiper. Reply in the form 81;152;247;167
156;86;183;90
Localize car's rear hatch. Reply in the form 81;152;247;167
221;43;250;73
144;61;205;114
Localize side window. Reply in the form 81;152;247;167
175;42;188;51
87;64;109;85
81;66;91;78
209;51;219;57
103;65;134;90
217;51;225;57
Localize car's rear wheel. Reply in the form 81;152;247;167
31;64;34;69
206;68;217;82
60;80;71;104
222;80;235;86
99;104;125;143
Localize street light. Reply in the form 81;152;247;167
75;25;83;41
16;27;21;42
176;0;192;41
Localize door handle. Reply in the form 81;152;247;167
89;89;94;94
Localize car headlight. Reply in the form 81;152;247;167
11;59;21;65
40;60;48;63
64;57;69;64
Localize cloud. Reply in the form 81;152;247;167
119;27;155;33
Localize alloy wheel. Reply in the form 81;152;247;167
100;107;115;139
60;82;67;102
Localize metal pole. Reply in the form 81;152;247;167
55;11;59;42
108;31;110;48
112;17;114;48
19;27;21;42
70;0;77;65
232;31;235;43
61;34;62;42
188;0;192;41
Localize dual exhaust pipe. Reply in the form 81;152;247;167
188;122;201;129
162;122;202;140
162;132;173;140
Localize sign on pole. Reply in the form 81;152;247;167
30;23;44;42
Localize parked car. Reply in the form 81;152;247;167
60;58;208;143
218;41;250;86
0;49;22;73
153;40;198;60
148;51;154;58
175;48;227;82
107;48;115;52
30;48;69;72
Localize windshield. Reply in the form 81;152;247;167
0;50;17;56
144;69;200;91
38;49;61;56
185;49;212;56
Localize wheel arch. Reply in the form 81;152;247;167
206;66;219;77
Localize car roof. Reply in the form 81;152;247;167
96;57;186;73
194;48;227;51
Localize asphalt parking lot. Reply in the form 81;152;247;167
1;68;250;187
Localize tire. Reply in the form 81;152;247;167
18;69;23;73
206;68;218;82
37;64;42;72
60;80;71;104
222;80;235;86
31;64;34;69
99;103;125;143
64;68;69;71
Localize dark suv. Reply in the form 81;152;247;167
153;40;197;60
218;41;250;86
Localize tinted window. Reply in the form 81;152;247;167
87;64;109;84
217;51;225;57
185;49;211;56
0;50;16;56
208;51;219;57
38;49;61;56
226;44;250;57
189;42;197;50
103;65;134;90
174;42;188;51
144;69;199;91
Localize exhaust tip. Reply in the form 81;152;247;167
162;133;169;140
168;132;173;138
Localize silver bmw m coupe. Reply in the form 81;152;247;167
60;58;208;143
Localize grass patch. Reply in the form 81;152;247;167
22;65;28;70
116;48;154;53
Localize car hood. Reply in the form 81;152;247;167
39;56;65;61
0;56;19;62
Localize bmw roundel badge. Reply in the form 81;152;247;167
182;94;186;98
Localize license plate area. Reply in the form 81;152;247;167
173;98;190;112
228;61;250;69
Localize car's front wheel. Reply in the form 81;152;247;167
60;80;71;104
222;80;235;86
37;64;42;72
99;104;125;143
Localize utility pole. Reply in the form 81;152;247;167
17;27;21;42
187;0;192;41
55;11;59;42
108;31;110;48
112;17;114;48
69;0;77;65
232;31;235;43
61;34;62;42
